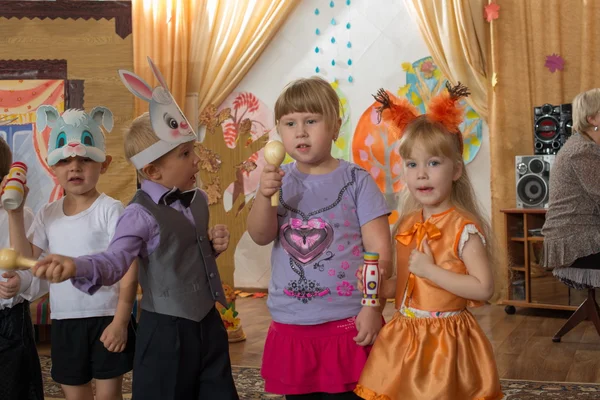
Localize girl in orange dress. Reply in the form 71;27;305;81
354;83;502;400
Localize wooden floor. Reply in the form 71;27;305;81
36;297;600;384
229;298;600;383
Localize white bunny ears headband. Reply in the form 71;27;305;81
118;57;197;169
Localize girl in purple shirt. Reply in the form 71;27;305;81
247;77;392;399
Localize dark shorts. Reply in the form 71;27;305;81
51;315;136;386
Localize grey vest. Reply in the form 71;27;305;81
130;190;227;322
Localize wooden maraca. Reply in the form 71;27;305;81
263;140;286;206
0;248;36;271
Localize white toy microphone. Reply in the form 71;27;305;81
1;162;27;210
361;252;381;307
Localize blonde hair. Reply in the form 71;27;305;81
0;136;11;178
393;117;503;301
123;112;160;181
274;76;342;133
572;88;600;135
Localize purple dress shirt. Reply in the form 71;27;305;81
72;180;203;295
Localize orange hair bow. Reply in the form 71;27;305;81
372;81;470;153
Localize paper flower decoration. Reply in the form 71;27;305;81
484;2;500;22
545;53;565;73
220;302;241;330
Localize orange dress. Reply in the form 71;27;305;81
354;208;502;400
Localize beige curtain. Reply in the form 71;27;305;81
490;0;600;298
132;0;194;116
404;0;489;120
132;0;297;123
187;0;298;116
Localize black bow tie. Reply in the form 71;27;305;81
161;189;195;208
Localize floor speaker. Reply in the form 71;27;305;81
515;155;555;208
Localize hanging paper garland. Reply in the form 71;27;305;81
312;0;354;84
345;0;353;83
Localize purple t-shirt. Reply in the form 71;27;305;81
267;160;390;325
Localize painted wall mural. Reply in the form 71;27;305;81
352;57;484;223
0;79;66;214
217;91;274;212
400;57;483;164
331;81;352;161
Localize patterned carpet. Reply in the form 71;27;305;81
40;356;600;399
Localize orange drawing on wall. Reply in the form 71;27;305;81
352;102;403;225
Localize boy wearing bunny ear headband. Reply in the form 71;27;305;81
118;57;196;169
31;57;239;399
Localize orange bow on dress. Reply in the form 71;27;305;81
395;221;442;250
394;221;442;308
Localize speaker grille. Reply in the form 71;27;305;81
517;174;547;207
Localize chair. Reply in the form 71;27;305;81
552;273;600;342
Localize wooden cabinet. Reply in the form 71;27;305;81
500;208;596;314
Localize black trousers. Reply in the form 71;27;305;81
132;306;239;400
287;392;361;400
0;301;44;400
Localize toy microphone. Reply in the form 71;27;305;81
361;252;381;307
1;162;27;210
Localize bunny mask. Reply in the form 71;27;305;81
118;57;196;169
36;106;113;167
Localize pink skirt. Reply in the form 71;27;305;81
261;316;375;395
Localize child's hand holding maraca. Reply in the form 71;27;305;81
259;164;285;201
33;254;76;283
262;141;286;206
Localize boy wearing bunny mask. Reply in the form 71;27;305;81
6;107;138;400
33;57;238;399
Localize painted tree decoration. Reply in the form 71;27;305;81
219;92;273;212
197;97;268;271
197;96;270;342
352;57;484;224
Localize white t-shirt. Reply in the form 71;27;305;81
28;193;124;320
0;205;48;310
